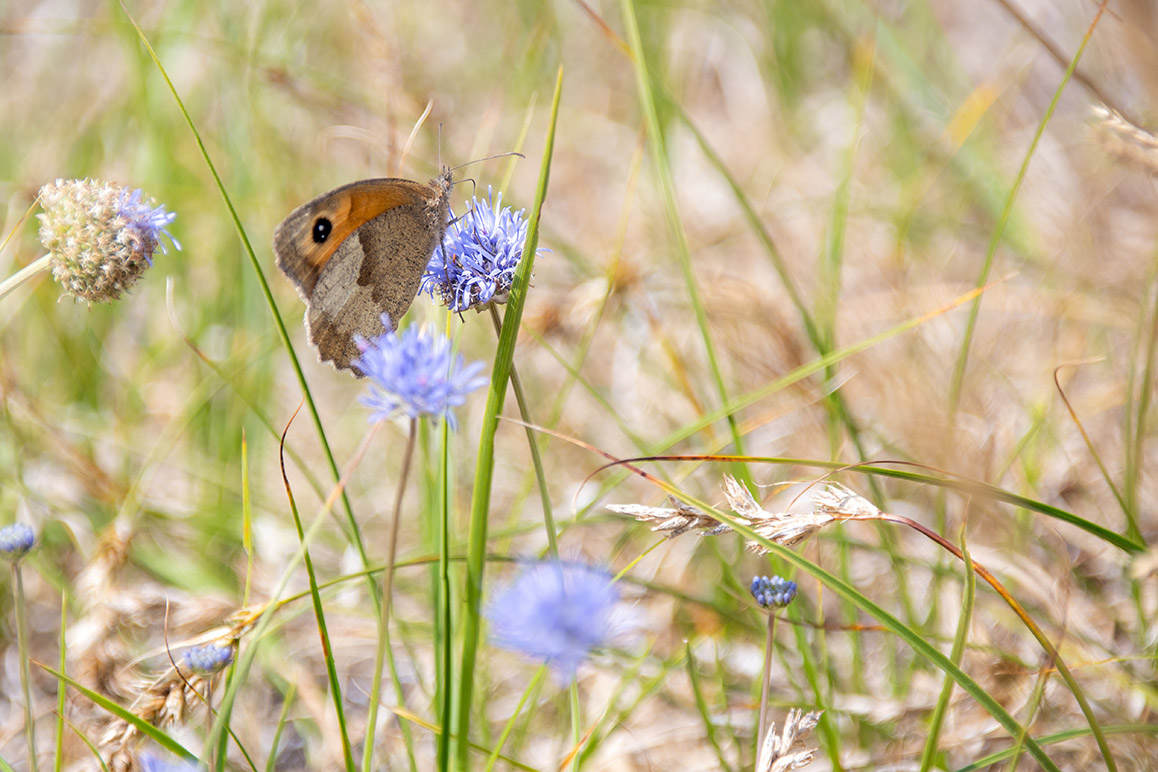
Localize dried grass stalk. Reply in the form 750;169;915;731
608;475;848;553
756;708;823;772
1092;105;1158;176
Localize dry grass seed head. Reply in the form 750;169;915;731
607;474;843;553
756;709;823;772
1092;105;1158;176
722;475;837;552
605;496;724;537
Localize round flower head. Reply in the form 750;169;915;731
37;178;179;304
486;560;623;681
138;752;200;772
353;314;487;428
750;575;797;609
421;188;541;312
183;643;234;675
0;523;36;561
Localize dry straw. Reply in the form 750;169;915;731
607;475;860;552
1091;105;1158;176
68;527;247;772
755;709;823;772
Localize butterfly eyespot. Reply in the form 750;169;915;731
312;217;333;244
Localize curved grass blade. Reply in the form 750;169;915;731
619;0;752;489
36;665;197;764
667;500;1065;772
950;3;1109;411
116;0;380;618
920;530;977;771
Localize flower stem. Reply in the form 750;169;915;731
438;419;453;772
568;680;581;772
488;305;558;557
13;562;39;772
483;667;547;772
756;613;776;753
364;419;418;772
0;254;51;302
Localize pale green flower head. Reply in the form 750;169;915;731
37;178;179;304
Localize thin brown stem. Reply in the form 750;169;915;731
364;418;419;772
756;613;776;751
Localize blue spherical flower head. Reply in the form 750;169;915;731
486;560;622;681
0;523;36;561
138;752;200;772
421;188;541;313
37;178;179;304
353;314;487;428
183;643;234;675
750;575;797;609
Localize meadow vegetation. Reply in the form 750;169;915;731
1;1;1156;770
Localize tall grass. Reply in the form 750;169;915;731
1;0;1156;770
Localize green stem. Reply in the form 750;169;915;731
756;614;776;753
438;419;454;772
488;305;557;557
13;562;39;772
568;680;581;772
619;0;752;489
0;254;51;302
482;667;547;772
454;66;561;771
949;1;1104;414
116;0;381;619
365;420;419;772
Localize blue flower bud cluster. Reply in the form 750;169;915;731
750;575;797;609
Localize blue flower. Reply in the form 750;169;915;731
182;643;234;675
138;752;200;772
486;560;622;680
750;575;797;609
37;178;180;304
0;523;35;561
353;315;487;428
116;186;180;263
421;188;541;312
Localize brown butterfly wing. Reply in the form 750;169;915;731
272;175;451;373
305;203;446;371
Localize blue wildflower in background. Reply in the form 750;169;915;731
422;188;540;312
486;560;623;680
138;752;200;772
37;178;179;304
0;523;35;561
353;314;487;428
183;643;234;675
751;575;797;609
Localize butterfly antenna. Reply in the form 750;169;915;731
449;151;525;174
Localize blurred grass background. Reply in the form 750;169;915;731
2;0;1158;769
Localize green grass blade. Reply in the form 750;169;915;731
949;5;1104;413
116;0;381;618
38;665;197;763
455;66;562;771
685;641;735;772
619;0;752;489
921;531;977;770
54;592;66;772
954;724;1158;772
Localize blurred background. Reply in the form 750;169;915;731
1;0;1156;769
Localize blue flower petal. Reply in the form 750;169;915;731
353;315;488;427
486;561;622;681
